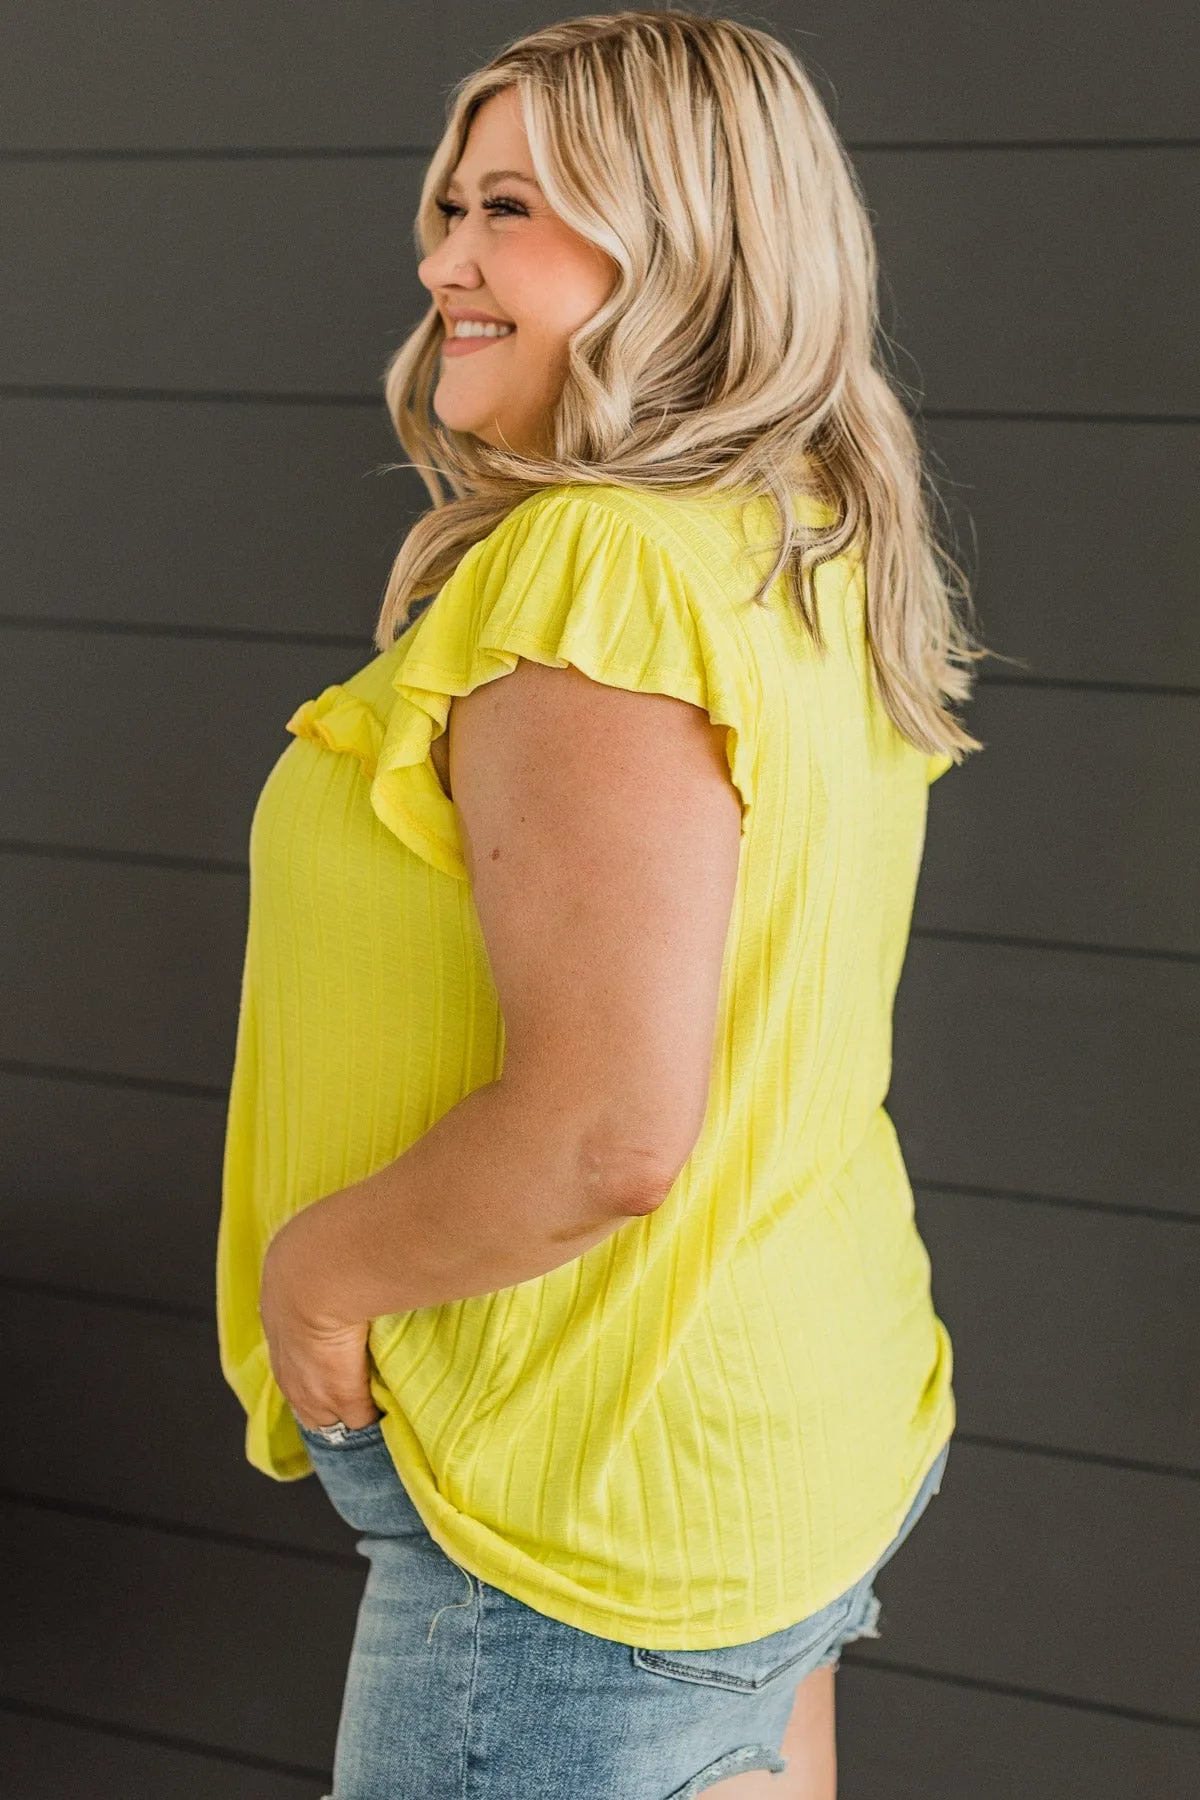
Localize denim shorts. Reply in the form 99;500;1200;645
298;1415;950;1800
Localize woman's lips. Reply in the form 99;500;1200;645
441;329;516;358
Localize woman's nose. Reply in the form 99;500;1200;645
420;247;478;290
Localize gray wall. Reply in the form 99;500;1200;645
2;5;1197;1795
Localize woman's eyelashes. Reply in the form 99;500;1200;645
434;196;529;221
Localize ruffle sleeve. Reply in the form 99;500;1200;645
285;683;383;774
343;488;758;883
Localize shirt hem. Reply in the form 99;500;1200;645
374;1394;956;1652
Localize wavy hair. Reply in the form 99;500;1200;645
374;8;995;759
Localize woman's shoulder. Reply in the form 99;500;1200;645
428;478;851;661
443;483;721;613
490;479;842;574
486;481;692;544
472;481;757;607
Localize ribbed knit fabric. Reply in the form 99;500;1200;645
215;481;955;1650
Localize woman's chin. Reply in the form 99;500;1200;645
434;414;534;456
432;396;501;440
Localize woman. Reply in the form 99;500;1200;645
216;11;988;1798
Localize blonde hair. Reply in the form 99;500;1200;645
375;8;994;759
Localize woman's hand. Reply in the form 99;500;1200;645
258;1218;381;1434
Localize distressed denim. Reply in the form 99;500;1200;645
299;1418;950;1800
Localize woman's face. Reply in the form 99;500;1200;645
417;87;618;457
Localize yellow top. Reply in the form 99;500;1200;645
216;481;955;1650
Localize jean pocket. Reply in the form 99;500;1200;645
296;1414;427;1537
296;1415;386;1451
631;1591;858;1693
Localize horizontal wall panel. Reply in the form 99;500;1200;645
855;1440;1200;1722
7;1673;1200;1800
4;866;1197;1214
889;938;1200;1216
1;628;364;860
1;2;1195;148
0;1289;358;1557
2;1710;325;1800
924;417;1200;690
5;406;1197;693
0;3;491;151
0;855;246;1089
914;686;1200;956
858;147;1199;416
0;159;421;395
4;152;1195;413
3;1440;1196;1743
0;1502;359;1770
8;1185;1196;1546
21;1049;1194;1463
803;2;1200;143
837;1664;1200;1800
0;394;421;635
915;1190;1200;1471
0;1073;225;1310
15;641;1197;955
10;637;1199;962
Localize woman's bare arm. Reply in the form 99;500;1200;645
266;655;743;1326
